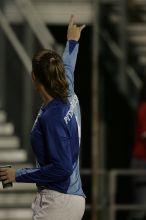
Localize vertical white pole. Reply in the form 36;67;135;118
92;0;99;219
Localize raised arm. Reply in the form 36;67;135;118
63;15;85;96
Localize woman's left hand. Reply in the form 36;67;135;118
0;167;16;183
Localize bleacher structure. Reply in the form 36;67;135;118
0;110;36;220
100;0;146;220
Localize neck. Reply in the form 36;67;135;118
42;94;53;105
39;86;54;105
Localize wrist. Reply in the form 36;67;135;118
68;39;78;42
68;40;78;53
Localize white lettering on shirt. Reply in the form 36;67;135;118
64;94;78;124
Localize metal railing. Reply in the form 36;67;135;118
82;169;146;220
101;0;144;108
109;169;146;220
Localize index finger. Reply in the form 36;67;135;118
68;14;74;28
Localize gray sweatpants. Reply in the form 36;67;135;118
32;189;85;220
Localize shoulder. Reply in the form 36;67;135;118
40;100;69;125
40;100;71;137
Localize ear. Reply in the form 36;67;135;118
31;71;42;92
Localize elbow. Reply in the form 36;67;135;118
66;168;73;177
61;166;73;179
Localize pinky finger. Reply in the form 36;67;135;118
79;24;86;31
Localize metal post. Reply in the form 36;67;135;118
109;171;117;220
0;29;6;109
99;125;108;220
21;25;35;157
0;0;6;109
117;0;128;95
92;0;100;219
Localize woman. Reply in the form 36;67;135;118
0;15;86;220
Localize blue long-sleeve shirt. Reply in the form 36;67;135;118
16;41;85;197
